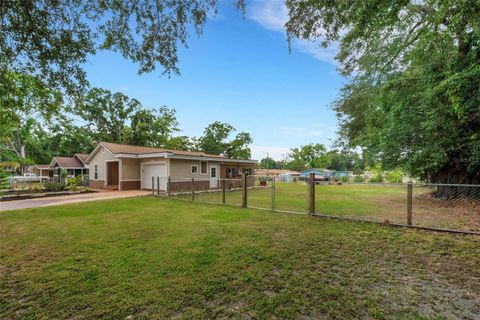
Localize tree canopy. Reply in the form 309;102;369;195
196;121;252;159
286;0;480;183
0;0;245;95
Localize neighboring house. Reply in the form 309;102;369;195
0;161;20;174
31;165;53;178
331;171;352;178
85;142;257;192
49;153;89;180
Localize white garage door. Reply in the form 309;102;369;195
142;163;167;190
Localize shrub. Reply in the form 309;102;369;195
340;176;349;183
385;170;403;183
44;181;66;192
353;175;365;183
369;173;384;183
29;183;43;193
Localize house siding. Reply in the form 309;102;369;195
88;146;116;186
121;158;140;180
169;159;209;179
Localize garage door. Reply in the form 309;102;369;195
142;163;167;190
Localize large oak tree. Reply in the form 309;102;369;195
286;0;480;183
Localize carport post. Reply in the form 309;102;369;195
221;179;226;204
242;174;248;208
167;176;171;197
407;182;413;226
309;173;315;216
191;177;195;202
151;176;154;195
157;176;160;195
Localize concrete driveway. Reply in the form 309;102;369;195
0;190;152;211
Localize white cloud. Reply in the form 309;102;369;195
251;145;291;161
247;0;338;64
248;0;288;32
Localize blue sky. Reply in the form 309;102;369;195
83;0;344;160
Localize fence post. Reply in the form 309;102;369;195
242;174;248;208
167;176;171;197
271;176;275;211
407;181;413;226
191;177;195;202
157;176;160;195
221;179;226;204
309;173;315;216
151;176;154;195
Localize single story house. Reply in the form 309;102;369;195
85;142;257;192
31;164;53;178
49;153;89;180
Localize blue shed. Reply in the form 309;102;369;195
331;170;350;177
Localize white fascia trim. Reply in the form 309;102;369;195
49;158;59;168
114;152;171;159
169;154;257;164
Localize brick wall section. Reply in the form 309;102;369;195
89;180;104;189
121;180;141;191
169;180;210;193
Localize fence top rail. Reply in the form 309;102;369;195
417;182;480;188
164;176;244;182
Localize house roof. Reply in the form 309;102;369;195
34;164;52;170
74;153;89;164
100;141;227;158
86;142;257;164
50;156;86;169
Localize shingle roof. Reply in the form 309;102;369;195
52;156;85;168
100;141;227;159
74;153;89;163
35;164;51;169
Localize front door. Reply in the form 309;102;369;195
107;161;119;186
210;165;219;188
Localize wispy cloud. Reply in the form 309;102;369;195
247;0;338;64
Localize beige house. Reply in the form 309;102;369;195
49;153;89;180
31;164;53;178
86;142;257;192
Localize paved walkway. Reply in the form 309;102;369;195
0;190;152;211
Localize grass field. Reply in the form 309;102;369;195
1;196;479;319
175;182;480;232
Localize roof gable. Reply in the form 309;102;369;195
49;156;85;168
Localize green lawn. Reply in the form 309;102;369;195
176;183;480;231
1;196;479;319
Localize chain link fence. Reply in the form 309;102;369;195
155;174;480;235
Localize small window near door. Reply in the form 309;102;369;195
211;167;217;178
191;165;198;174
94;164;98;180
200;161;207;174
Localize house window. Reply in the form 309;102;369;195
200;161;207;174
191;165;198;174
94;164;98;180
243;168;252;176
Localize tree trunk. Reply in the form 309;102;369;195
429;165;480;199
